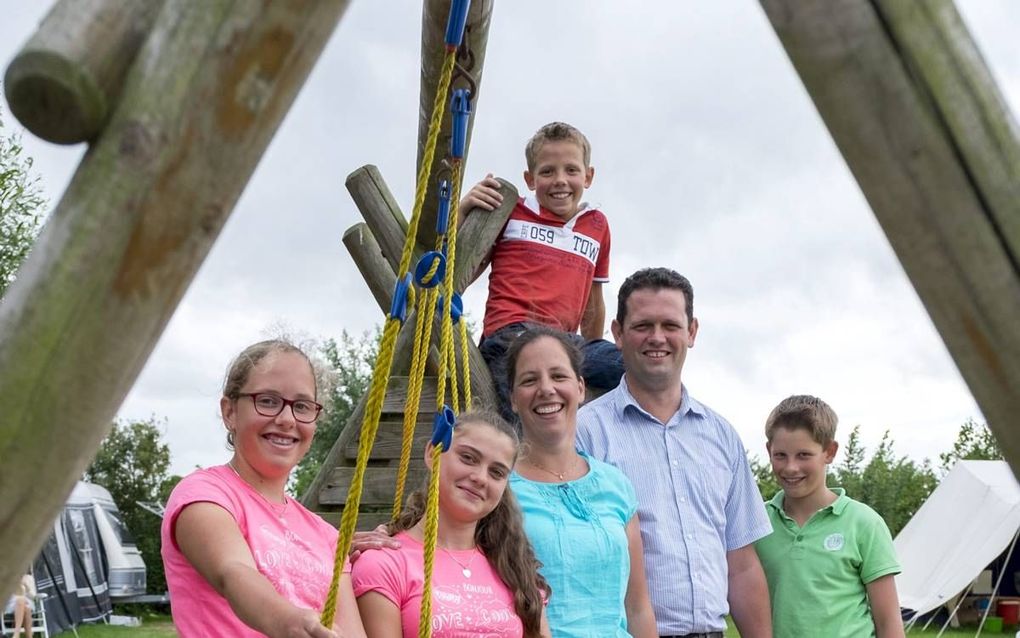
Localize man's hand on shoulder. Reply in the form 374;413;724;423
460;173;503;216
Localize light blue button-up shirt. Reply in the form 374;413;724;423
576;377;771;635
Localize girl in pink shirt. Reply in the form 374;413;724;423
351;409;550;638
162;340;365;638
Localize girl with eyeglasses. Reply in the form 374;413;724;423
161;339;366;638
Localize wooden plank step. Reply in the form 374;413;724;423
315;510;394;532
382;376;450;415
319;466;428;507
344;420;432;462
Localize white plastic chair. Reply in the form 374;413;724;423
1;592;48;638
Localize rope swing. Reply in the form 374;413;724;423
320;1;475;634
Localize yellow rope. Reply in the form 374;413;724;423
321;47;458;631
459;320;472;409
391;286;438;518
320;314;401;627
446;164;468;411
397;50;457;280
418;444;444;638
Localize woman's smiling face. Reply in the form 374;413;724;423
434;422;517;524
510;335;585;441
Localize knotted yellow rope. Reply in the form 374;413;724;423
392;283;439;518
319;46;458;630
418;443;444;638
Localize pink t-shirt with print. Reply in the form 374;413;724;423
352;531;523;637
161;465;345;637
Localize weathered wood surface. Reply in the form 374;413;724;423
346;165;412;273
760;0;1020;472
415;0;494;250
3;0;164;144
0;0;351;596
453;179;518;294
342;419;432;461
318;510;393;532
320;466;429;506
343;223;398;313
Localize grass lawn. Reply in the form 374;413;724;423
52;615;177;637
49;615;1002;636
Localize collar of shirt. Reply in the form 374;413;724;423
609;374;708;426
767;487;850;523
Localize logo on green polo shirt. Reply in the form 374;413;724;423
823;533;845;551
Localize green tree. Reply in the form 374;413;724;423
939;418;1002;474
0;107;46;298
829;428;937;536
291;329;379;499
85;417;173;594
749;452;780;502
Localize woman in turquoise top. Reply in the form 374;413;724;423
505;326;657;638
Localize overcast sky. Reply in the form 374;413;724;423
2;1;1017;478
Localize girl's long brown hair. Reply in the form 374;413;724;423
389;408;549;637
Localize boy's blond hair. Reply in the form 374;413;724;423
765;394;838;448
524;121;591;171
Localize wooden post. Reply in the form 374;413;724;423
414;0;494;250
3;0;164;144
0;0;351;595
346;165;414;273
304;179;515;511
453;179;518;293
759;0;1020;472
343;223;398;312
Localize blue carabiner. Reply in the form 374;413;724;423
444;0;472;50
436;180;451;235
389;273;412;325
414;251;447;289
450;293;464;324
430;406;456;451
450;89;471;160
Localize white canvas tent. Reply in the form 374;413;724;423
895;460;1020;616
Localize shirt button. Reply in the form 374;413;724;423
672;460;679;467
796;535;803;541
686;534;693;540
679;497;687;503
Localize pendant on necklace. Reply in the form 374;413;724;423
462;568;472;578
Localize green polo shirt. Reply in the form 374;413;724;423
755;488;901;638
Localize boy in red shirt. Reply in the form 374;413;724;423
460;122;622;420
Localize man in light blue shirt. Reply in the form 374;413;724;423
577;267;773;638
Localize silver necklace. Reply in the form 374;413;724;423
440;545;478;578
227;460;289;519
524;453;581;482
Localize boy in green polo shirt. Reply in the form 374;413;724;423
755;395;905;638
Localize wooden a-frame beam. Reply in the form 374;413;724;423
0;0;351;595
760;0;1020;472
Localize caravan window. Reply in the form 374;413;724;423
100;508;136;546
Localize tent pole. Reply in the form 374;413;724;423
974;528;1020;638
932;581;975;635
40;550;80;638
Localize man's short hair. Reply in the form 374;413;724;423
764;395;838;448
616;267;694;325
524;122;592;171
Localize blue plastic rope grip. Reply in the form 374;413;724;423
414;251;447;289
450;89;471;160
389;273;412;324
436;180;451;235
450;293;464;324
444;0;471;49
430;406;456;452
